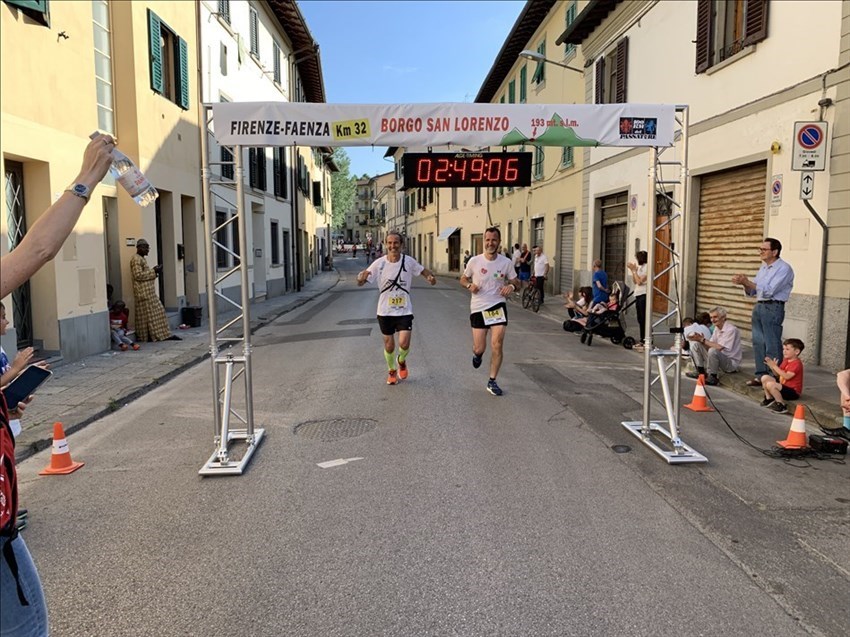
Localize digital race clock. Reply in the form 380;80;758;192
402;152;532;189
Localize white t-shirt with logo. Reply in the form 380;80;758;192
464;253;515;314
364;254;425;316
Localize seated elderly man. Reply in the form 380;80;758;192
685;306;742;386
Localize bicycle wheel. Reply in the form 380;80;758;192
530;288;541;313
522;285;532;308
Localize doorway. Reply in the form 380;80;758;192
4;161;33;348
652;193;673;314
252;203;267;299
102;196;122;305
448;230;461;271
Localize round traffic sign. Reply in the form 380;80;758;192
772;180;781;195
797;125;823;150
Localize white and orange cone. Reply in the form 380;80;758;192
39;422;85;475
776;405;808;449
684;374;714;412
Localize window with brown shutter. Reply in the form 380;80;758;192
615;37;628;103
695;0;769;74
595;57;605;104
594;38;628;104
742;0;768;46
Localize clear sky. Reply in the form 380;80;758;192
298;0;526;178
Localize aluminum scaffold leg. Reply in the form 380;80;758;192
198;104;265;476
622;105;707;464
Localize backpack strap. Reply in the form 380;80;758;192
379;255;409;295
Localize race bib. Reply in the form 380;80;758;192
483;307;506;325
388;295;407;309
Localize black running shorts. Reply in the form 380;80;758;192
377;314;413;335
470;302;508;329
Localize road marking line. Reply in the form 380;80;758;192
317;457;364;469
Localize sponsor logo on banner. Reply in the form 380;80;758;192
619;117;657;139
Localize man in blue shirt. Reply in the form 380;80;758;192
591;259;609;305
732;237;795;386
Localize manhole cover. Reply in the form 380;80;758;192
611;444;632;454
293;418;377;441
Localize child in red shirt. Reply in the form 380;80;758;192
109;301;139;351
759;338;804;414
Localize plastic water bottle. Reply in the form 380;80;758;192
90;132;158;207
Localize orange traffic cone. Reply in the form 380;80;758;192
684;374;714;412
39;422;84;475
776;405;808;449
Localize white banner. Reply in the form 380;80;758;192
211;102;675;148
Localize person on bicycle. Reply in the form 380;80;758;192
532;245;550;304
357;231;436;385
460;227;519;397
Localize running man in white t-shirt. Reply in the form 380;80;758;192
357;231;436;385
460;227;520;396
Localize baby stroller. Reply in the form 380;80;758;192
579;282;637;348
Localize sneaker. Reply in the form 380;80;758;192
486;379;503;396
705;375;719;386
685;371;699;379
386;370;398;385
472;353;483;369
759;397;775;407
769;402;788;414
820;426;850;441
132;344;140;351
397;358;408;380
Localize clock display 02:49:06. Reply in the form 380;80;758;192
402;152;532;188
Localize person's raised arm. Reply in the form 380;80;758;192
1;134;114;298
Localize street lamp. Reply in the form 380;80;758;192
518;49;583;74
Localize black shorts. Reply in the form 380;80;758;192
470;302;508;329
779;385;800;401
377;314;413;335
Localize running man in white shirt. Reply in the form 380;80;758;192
460;227;520;396
357;231;436;385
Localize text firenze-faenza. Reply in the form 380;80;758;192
229;120;330;136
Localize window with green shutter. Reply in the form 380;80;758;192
249;8;259;57
148;9;190;110
533;146;545;180
508;80;515;104
273;42;281;84
561;146;573;168
532;40;546;84
519;65;527;102
500;95;505;104
564;2;577;57
4;0;49;26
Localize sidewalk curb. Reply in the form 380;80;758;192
15;271;341;463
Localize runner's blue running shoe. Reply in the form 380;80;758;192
486;379;503;396
472;353;483;369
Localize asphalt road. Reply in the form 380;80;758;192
15;256;850;636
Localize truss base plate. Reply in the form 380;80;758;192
621;421;707;464
199;428;266;476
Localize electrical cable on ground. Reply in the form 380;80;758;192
700;384;846;467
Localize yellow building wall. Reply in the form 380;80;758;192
486;1;586;295
109;0;202;311
1;0;203;359
1;0;116;352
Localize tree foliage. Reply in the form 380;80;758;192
330;148;355;230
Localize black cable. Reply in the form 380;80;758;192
699;385;846;466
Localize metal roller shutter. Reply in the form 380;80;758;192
695;162;766;342
558;213;574;293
